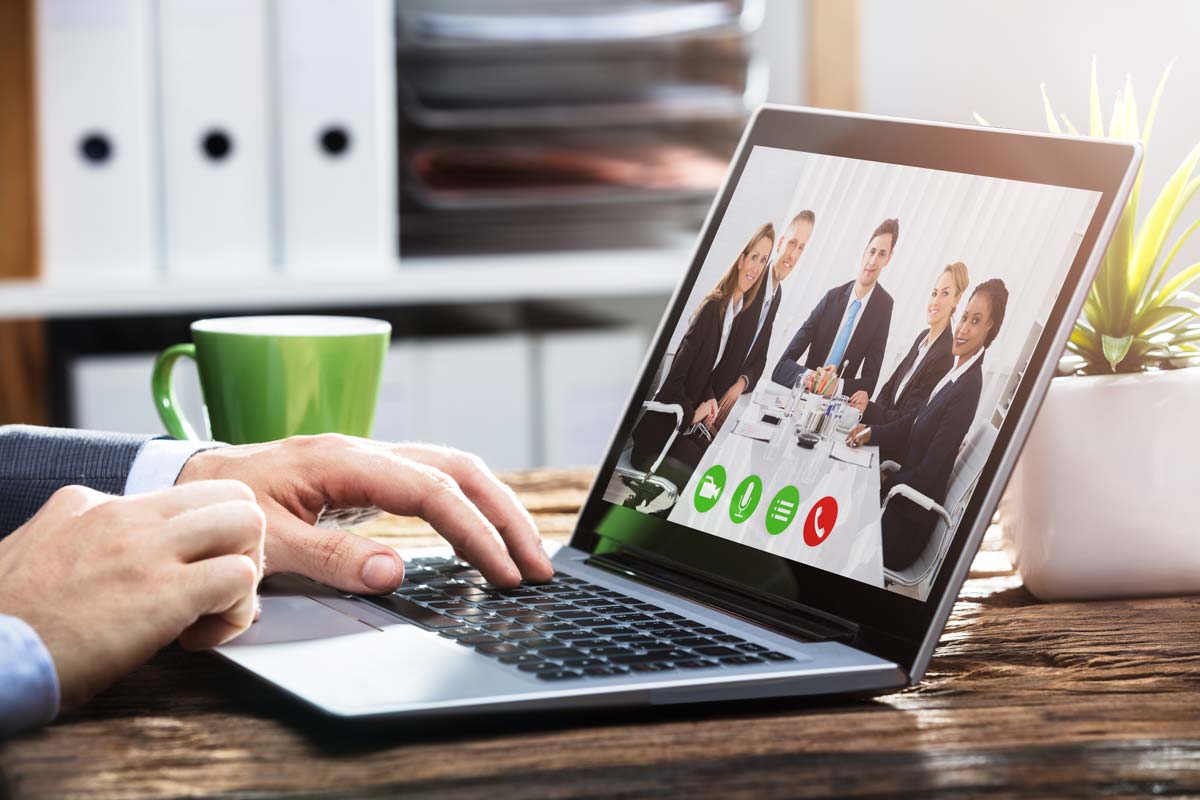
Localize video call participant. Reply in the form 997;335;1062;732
849;261;968;425
629;223;774;480
712;210;817;427
847;278;1009;570
771;218;898;398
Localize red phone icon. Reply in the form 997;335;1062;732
803;497;838;546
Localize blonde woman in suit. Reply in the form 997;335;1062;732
848;261;969;425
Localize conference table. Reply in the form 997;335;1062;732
669;390;886;587
2;468;1198;798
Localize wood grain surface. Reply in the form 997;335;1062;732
2;468;1197;799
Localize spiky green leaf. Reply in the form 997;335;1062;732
1101;333;1134;370
1041;84;1062;134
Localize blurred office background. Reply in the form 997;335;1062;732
1;0;1196;470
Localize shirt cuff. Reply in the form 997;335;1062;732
0;614;60;736
124;438;224;495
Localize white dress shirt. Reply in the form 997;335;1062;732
893;327;940;401
124;438;221;495
712;294;744;370
928;346;985;401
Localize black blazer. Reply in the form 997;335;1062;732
872;354;984;570
711;281;781;398
630;299;726;469
770;280;893;397
862;326;954;426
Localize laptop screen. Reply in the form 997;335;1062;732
595;144;1101;603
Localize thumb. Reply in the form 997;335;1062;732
264;506;405;594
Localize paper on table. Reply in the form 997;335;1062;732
830;440;874;468
732;419;776;442
753;383;790;411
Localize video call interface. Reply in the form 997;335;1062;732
601;146;1101;601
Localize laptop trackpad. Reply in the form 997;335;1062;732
228;595;374;646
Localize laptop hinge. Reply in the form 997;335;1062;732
586;545;858;643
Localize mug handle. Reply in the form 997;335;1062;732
152;343;201;440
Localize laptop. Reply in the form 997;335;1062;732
216;106;1140;720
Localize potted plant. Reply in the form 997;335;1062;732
992;61;1200;600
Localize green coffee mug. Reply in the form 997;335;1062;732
152;315;391;444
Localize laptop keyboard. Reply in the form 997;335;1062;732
363;556;796;682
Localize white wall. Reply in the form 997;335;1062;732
859;0;1200;272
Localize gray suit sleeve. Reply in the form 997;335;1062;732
0;425;154;538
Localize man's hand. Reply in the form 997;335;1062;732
716;377;747;425
690;399;718;428
0;481;264;709
177;436;554;595
847;391;869;412
801;369;816;392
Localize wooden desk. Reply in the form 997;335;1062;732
3;468;1198;798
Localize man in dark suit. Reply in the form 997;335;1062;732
0;426;551;734
713;210;816;424
771;218;898;398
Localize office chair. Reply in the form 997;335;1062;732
879;422;998;589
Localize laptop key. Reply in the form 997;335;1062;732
715;634;748;644
584;666;629;677
612;634;661;645
630;663;674;673
633;621;674;632
536;670;584;681
612;613;654;623
476;643;524;656
498;653;542;665
517;661;561;673
518;637;561;650
562;658;607;669
762;652;796;662
499;629;542;640
555;592;593;601
479;602;522;611
514;614;555;625
571;617;614;628
694;627;725;636
558;631;603;641
634;605;664;613
694;646;741;657
364;594;467;629
457;634;502;647
738;643;769;653
676;659;720;669
533;622;574;633
590;646;634;658
591;605;632;615
555;610;598;620
610;653;674;665
447;607;488;618
537;647;586;660
643;649;692;661
656;612;686;621
673;637;718;648
591;626;631;636
575;599;612;608
532;604;574;613
719;655;764;666
483;622;526;633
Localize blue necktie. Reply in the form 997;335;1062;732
826;298;861;368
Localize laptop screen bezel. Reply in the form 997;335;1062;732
568;105;1138;673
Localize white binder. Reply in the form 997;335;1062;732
272;0;397;275
157;0;272;278
35;0;158;283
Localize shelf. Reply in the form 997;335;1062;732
0;243;692;320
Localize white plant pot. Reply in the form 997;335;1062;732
999;365;1200;601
